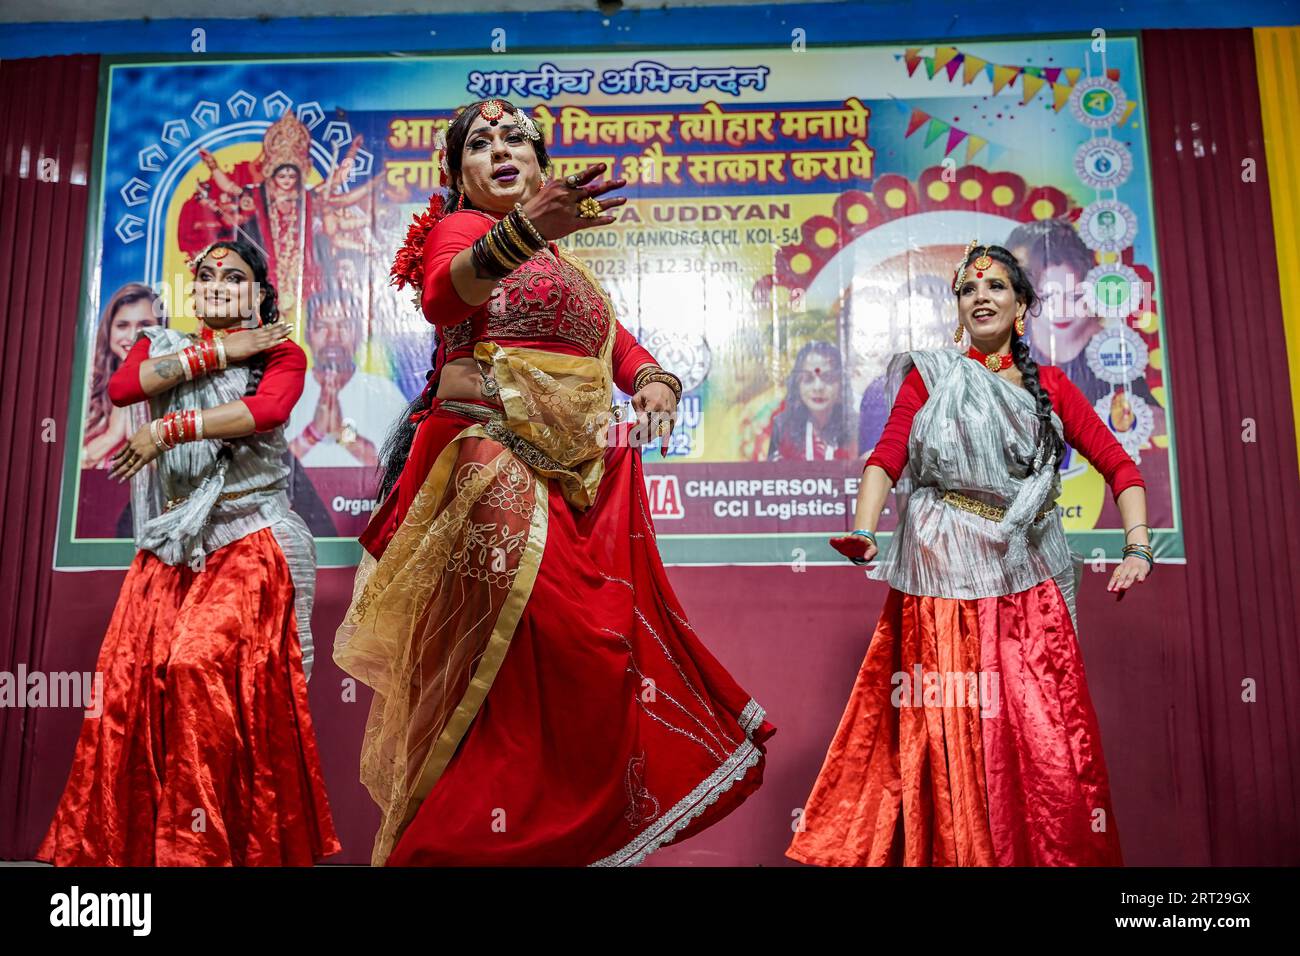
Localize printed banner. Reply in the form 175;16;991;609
57;36;1181;567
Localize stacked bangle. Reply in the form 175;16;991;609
633;364;684;403
514;203;546;246
180;339;224;381
151;409;205;451
849;529;877;565
471;207;547;279
1121;542;1154;569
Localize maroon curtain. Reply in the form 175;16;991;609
4;35;1299;867
1143;29;1300;865
0;54;99;858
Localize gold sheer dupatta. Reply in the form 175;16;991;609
334;280;616;865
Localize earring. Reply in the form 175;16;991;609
1015;312;1026;336
953;322;965;344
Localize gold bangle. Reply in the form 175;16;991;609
513;203;546;246
483;226;523;271
641;370;683;403
633;363;662;394
499;216;536;262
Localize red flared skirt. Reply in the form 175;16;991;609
367;399;775;866
787;581;1122;867
37;527;341;866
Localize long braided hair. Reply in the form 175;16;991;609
956;243;1065;471
377;98;552;503
192;238;280;396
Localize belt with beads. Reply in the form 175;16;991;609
439;400;569;474
164;483;282;512
940;489;1056;523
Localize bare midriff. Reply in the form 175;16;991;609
434;355;504;408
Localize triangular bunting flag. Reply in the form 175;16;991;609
945;54;964;81
1024;66;1043;78
924;56;937;79
924;117;949;148
905;108;929;138
904;47;922;76
1022;74;1046;105
934;46;959;71
992;64;1017;95
1052;82;1073;112
945;127;969;155
1065;67;1082;85
985;62;995;82
965;134;989;161
964;55;988;85
1106;67;1120;81
1044;67;1061;84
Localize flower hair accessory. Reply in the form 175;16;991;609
390;192;447;309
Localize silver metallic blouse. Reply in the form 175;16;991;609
869;349;1083;626
127;326;319;677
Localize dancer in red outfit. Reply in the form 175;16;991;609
788;243;1152;867
334;99;773;866
39;239;340;866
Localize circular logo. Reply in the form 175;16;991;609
639;328;711;394
1093;389;1153;464
1074;139;1133;190
1070;77;1128;130
1084;263;1145;320
1085;321;1148;386
1078;199;1138;253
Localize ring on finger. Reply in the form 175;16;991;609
565;173;579;188
577;196;603;219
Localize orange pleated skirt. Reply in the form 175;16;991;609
38;527;341;866
788;580;1123;866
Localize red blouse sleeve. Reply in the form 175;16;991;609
612;321;659;394
1041;366;1145;498
864;366;929;482
420;210;497;327
240;339;307;432
107;336;154;406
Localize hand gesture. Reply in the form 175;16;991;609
108;423;164;483
222;322;293;363
830;533;878;565
519;163;627;240
1108;555;1151;600
631;381;677;455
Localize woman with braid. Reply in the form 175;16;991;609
788;243;1153;867
39;238;339;866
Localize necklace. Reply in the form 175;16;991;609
966;345;1013;372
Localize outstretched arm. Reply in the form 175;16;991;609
831;367;928;564
1046;369;1152;597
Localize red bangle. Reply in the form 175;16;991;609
182;347;202;380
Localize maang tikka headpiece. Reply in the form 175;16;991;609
951;240;994;294
477;99;541;141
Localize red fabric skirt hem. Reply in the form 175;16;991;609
788;580;1122;867
379;404;775;866
37;527;341;867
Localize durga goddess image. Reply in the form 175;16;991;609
178;111;380;315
